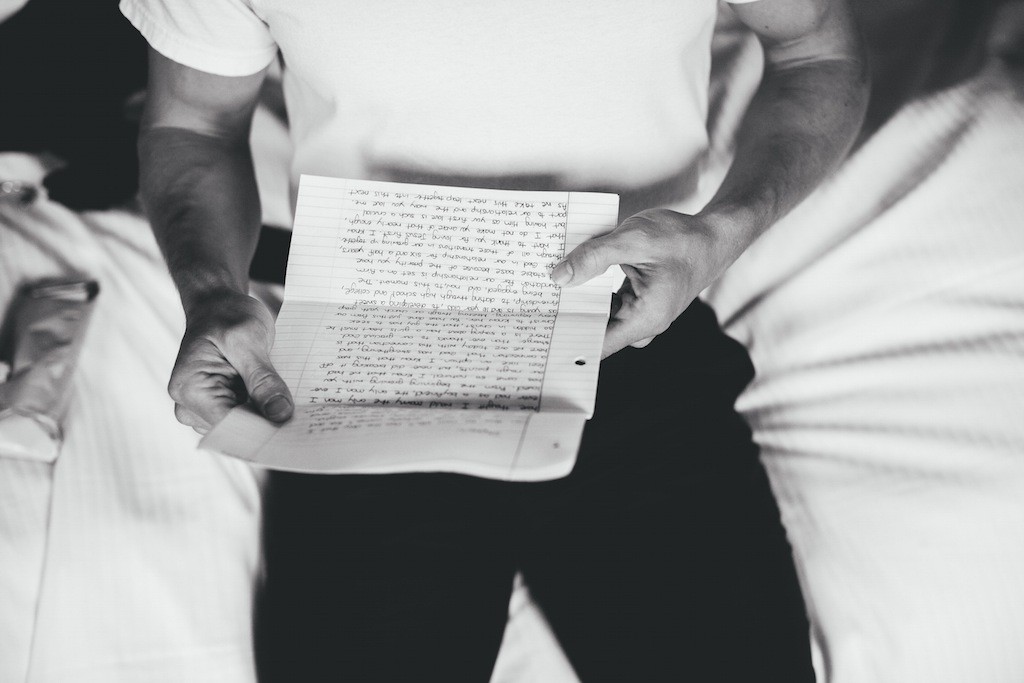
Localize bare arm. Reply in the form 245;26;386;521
552;0;868;356
698;0;869;256
140;49;267;313
140;49;292;430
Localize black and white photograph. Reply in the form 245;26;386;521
1;0;1022;681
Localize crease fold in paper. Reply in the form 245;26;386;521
202;176;618;480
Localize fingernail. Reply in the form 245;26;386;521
550;260;573;286
265;395;292;421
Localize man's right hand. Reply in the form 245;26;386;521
169;290;293;434
139;50;281;432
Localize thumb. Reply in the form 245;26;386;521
227;347;294;423
550;233;624;287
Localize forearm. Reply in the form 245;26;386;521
139;127;262;319
697;42;869;273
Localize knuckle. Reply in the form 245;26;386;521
167;372;188;402
173;403;204;429
167;349;208;403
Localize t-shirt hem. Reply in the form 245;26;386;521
119;0;276;77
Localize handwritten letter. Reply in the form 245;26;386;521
201;176;619;480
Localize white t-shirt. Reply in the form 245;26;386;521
121;0;759;210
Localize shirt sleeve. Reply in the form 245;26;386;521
119;0;277;77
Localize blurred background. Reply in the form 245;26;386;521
1;2;1022;682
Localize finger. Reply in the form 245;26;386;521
601;290;669;358
224;345;294;423
168;349;245;427
174;403;211;434
550;233;627;287
602;284;640;357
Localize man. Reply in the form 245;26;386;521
122;0;866;679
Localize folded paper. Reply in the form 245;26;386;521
202;176;619;480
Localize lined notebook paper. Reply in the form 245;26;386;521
201;176;619;480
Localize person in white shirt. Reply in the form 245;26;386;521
121;0;867;679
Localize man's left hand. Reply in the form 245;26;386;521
550;208;735;358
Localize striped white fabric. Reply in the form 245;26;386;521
0;154;262;683
706;58;1024;683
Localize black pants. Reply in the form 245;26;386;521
256;301;814;682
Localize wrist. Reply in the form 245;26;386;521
695;200;765;240
179;280;250;325
690;205;764;277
